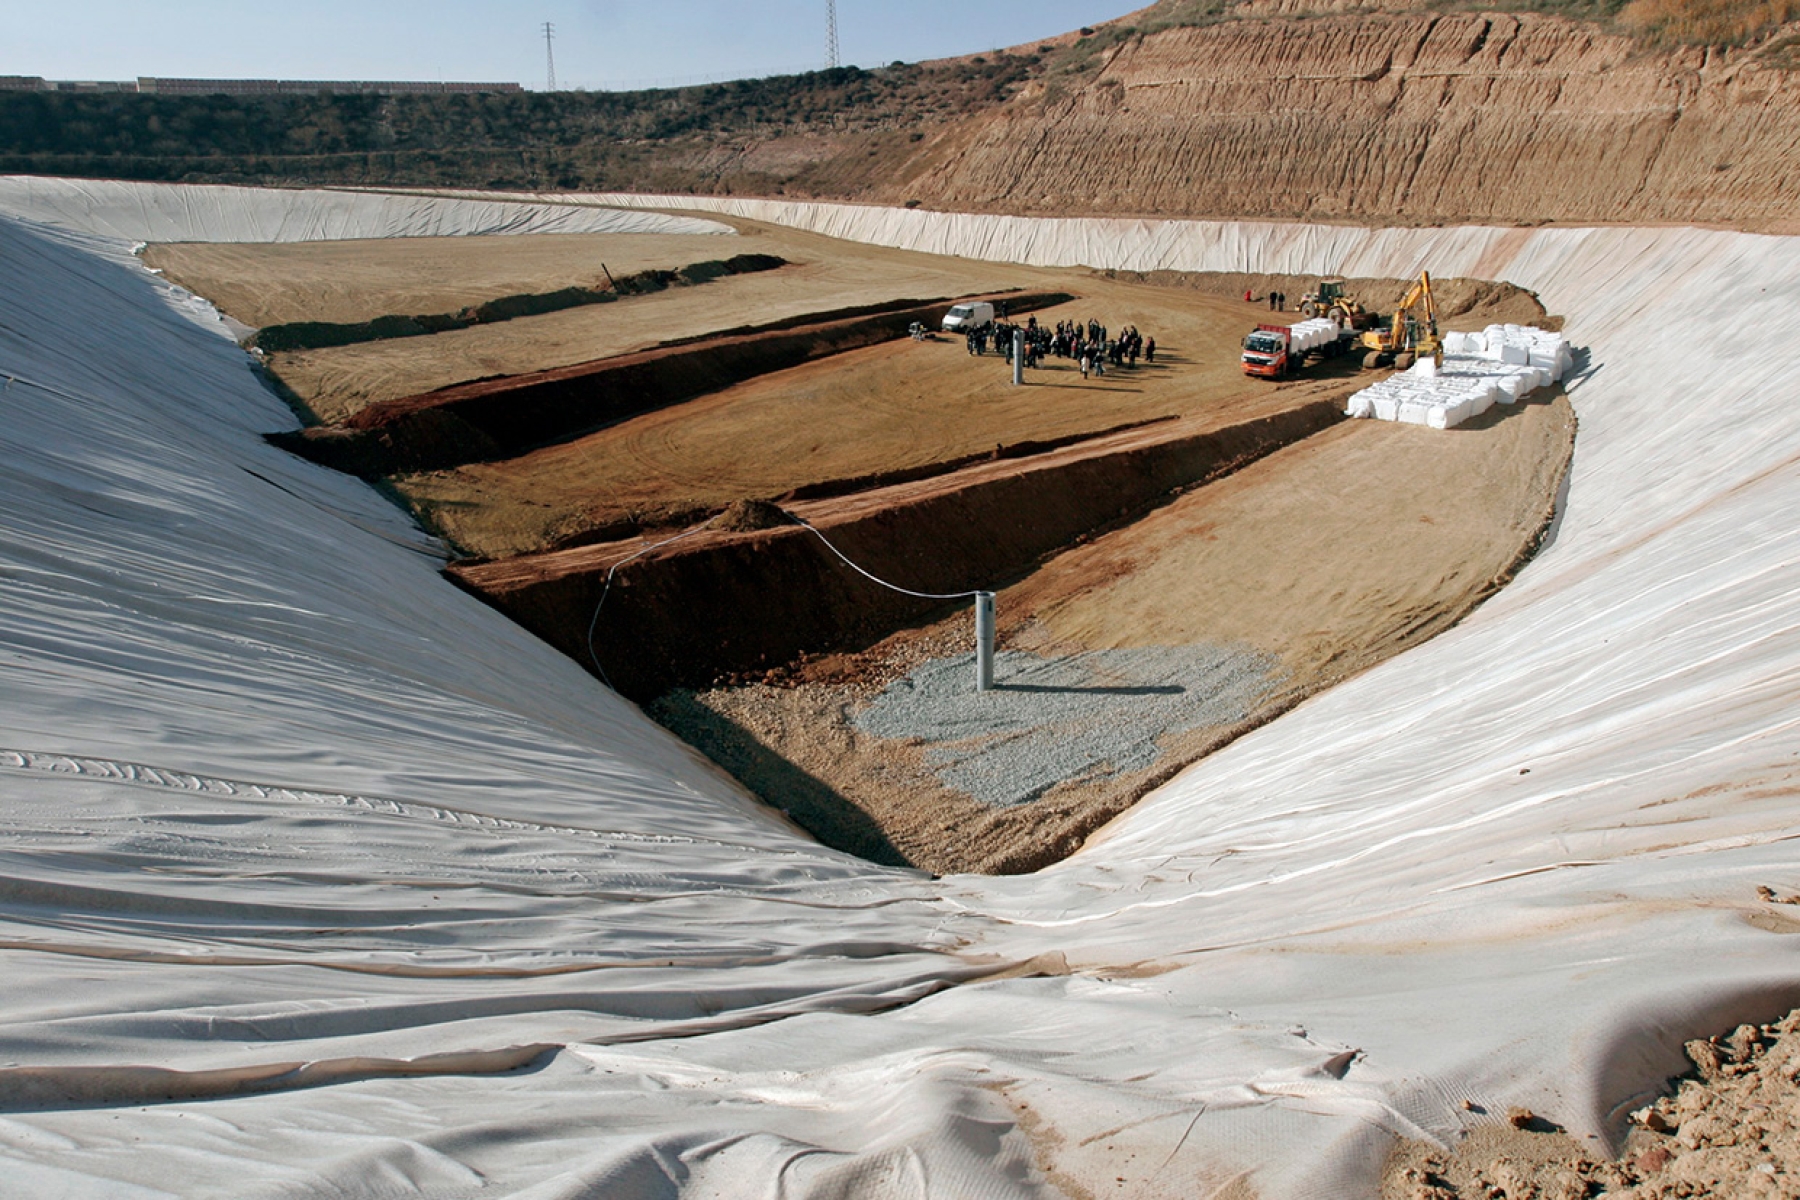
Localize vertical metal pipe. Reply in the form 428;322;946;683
975;591;996;691
1012;329;1024;386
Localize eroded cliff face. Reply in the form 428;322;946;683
816;12;1800;230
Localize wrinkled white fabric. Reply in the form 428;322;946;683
1;181;1798;1199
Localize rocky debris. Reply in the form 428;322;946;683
714;499;791;533
1383;1008;1800;1198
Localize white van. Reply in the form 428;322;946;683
941;301;995;332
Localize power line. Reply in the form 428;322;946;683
826;0;840;69
542;21;556;92
580;62;836;92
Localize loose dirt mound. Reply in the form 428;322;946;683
714;499;792;533
1382;1001;1800;1199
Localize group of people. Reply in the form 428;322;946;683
964;315;1156;378
1244;288;1291;311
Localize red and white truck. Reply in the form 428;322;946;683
1241;317;1355;379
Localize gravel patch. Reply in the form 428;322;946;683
853;644;1282;807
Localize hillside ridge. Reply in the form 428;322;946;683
2;1;1797;229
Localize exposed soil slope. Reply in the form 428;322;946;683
868;11;1800;229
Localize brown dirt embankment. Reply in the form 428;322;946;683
271;290;1071;477
944;11;1800;230
630;9;1800;233
449;397;1345;702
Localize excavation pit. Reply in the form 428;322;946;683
197;224;1577;875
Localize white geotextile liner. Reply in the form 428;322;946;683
0;176;733;243
1345;326;1567;429
1;182;1799;1199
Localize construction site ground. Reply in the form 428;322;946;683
652;390;1573;875
157;217;1575;876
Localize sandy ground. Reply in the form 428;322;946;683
209;219;1053;423
1382;1000;1800;1199
655;390;1575;876
399;282;1318;559
144;231;741;329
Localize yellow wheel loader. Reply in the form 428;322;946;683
1298;278;1375;329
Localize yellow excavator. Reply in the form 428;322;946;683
1360;270;1442;370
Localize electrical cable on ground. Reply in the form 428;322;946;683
583;505;987;689
780;510;984;602
585;513;725;686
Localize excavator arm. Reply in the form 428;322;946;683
1394;271;1437;326
1393;271;1440;353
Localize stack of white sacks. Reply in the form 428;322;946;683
1345;324;1571;430
1286;316;1344;354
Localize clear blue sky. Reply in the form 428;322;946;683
9;2;1146;90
